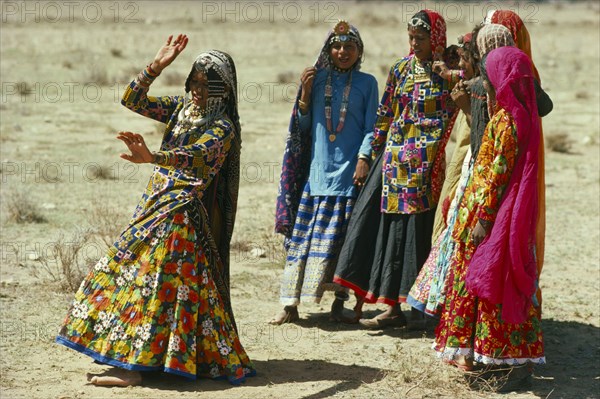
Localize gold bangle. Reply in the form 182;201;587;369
298;100;307;108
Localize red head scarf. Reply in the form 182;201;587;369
408;9;447;59
486;9;540;82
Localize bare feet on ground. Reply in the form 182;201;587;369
86;368;142;387
329;298;360;323
268;305;300;325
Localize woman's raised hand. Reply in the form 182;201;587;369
150;34;189;74
117;131;153;164
300;67;316;99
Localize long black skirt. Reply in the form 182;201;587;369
333;152;435;306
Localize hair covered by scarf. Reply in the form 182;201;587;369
408;9;447;60
484;9;545;300
181;50;241;324
275;23;364;237
476;24;515;57
485;9;540;82
466;46;540;324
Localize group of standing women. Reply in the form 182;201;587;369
54;7;548;389
273;8;548;376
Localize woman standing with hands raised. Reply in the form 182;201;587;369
56;34;255;386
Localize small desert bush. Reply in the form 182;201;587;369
277;71;296;84
110;48;123;58
16;81;32;96
86;66;111;86
3;189;47;224
32;229;97;292
86;164;118;181
546;133;574;153
87;200;126;248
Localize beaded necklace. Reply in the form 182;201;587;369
324;68;353;142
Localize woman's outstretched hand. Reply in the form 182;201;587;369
117;131;153;164
150;34;189;74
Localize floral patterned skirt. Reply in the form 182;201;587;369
56;199;255;384
433;239;545;366
407;157;473;316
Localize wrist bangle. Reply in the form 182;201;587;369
146;63;160;77
151;152;164;164
298;100;308;108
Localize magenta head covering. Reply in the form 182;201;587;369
466;46;540;324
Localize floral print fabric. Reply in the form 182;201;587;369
433;108;544;365
56;73;254;384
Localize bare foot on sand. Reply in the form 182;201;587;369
329;298;358;323
86;368;142;387
268;305;299;325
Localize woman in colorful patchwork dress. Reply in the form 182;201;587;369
434;46;545;373
56;34;255;386
272;20;379;324
333;9;457;328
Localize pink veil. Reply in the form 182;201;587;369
465;46;540;324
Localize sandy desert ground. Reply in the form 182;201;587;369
1;1;599;398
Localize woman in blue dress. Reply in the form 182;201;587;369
272;21;379;324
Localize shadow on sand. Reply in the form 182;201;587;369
138;315;598;398
140;358;386;398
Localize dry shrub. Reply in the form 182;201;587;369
382;343;470;398
87;200;126;248
110;48;123;58
16;82;32;96
86;67;111;86
277;71;296;84
32;229;97;292
87;164;118;181
380;63;390;75
117;66;142;84
575;90;589;100
3;189;47;224
464;364;532;394
546;133;574;153
358;12;386;26
384;342;534;396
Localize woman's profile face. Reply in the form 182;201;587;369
188;71;209;109
458;50;475;80
408;27;432;61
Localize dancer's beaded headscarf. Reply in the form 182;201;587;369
183;50;241;139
